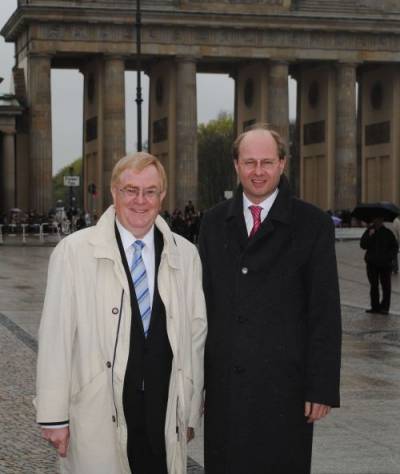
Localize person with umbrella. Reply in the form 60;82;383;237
385;216;400;274
360;214;399;314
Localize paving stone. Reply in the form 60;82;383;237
0;242;399;473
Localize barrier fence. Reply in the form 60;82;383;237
0;222;65;244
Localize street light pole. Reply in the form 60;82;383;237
136;0;143;151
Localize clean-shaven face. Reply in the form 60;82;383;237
111;165;166;238
234;130;286;204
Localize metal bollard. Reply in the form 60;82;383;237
9;224;16;236
0;225;3;244
39;224;45;243
21;224;28;244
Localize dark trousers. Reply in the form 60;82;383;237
366;263;392;311
126;390;168;474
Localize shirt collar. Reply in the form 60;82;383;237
115;218;155;252
242;187;279;215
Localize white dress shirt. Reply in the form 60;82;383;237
242;189;279;236
116;218;156;308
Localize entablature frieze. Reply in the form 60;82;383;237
24;22;400;64
6;5;400;43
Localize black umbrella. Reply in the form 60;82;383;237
351;202;400;223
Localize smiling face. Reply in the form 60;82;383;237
111;164;166;238
234;130;286;204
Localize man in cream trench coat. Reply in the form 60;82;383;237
35;152;207;473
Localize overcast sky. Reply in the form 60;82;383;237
0;0;294;175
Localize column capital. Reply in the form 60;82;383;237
1;129;16;135
28;52;52;60
103;54;127;62
335;61;361;70
269;59;290;67
175;55;199;64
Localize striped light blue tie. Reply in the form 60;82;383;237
131;240;151;337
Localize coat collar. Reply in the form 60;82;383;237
89;205;180;269
154;214;181;270
226;174;293;226
223;175;293;251
89;206;121;261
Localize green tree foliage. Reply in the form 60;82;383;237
53;158;83;209
198;112;235;210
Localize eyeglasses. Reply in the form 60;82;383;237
117;186;162;201
239;158;281;171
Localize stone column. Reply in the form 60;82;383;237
175;57;197;210
335;62;357;211
268;61;289;158
28;54;52;213
2;132;16;210
103;56;125;210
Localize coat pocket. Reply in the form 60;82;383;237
67;370;120;473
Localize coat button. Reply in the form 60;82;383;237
112;307;119;315
233;365;245;374
106;361;112;368
112;415;116;423
241;267;248;275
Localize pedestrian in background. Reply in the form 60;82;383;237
199;124;342;474
385;216;400;274
360;217;399;314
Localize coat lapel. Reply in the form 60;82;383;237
146;227;164;343
89;205;130;295
225;187;248;255
247;175;293;247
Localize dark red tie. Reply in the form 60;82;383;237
249;205;262;237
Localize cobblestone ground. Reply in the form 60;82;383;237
1;241;400;473
0;312;204;474
0;318;57;473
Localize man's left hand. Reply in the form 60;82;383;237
187;427;195;442
304;401;331;423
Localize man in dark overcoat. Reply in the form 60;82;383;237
360;217;398;314
199;125;342;474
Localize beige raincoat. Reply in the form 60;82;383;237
36;206;207;473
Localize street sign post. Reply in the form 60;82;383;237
63;176;80;187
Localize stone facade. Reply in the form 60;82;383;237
0;95;24;214
2;0;400;212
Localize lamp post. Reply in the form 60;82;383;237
136;0;143;151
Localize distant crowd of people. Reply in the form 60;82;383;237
0;208;96;235
161;201;203;244
0;201;204;242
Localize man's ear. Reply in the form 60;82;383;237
111;186;116;204
159;190;167;207
280;157;287;175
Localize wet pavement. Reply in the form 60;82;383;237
0;239;399;473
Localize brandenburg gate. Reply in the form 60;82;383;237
2;0;400;214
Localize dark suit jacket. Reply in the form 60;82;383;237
115;226;173;456
199;176;342;474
